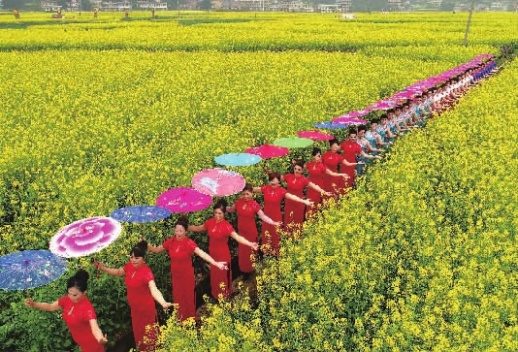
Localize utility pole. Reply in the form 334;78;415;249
463;0;475;47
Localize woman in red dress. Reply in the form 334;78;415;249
322;139;359;197
227;184;282;276
305;147;349;218
283;160;329;236
253;172;312;256
189;199;259;300
95;242;173;352
146;217;228;322
340;132;375;189
25;269;107;352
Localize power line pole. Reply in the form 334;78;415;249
463;0;475;47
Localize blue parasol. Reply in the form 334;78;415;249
0;250;68;290
214;153;262;167
314;121;350;130
110;205;172;223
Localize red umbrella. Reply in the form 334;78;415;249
244;144;289;159
297;130;335;141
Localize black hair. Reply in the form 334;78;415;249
267;172;281;182
370;118;380;124
67;269;89;293
131;240;148;258
293;160;305;170
357;125;367;133
311;147;322;156
213;199;228;214
242;183;254;193
347;129;358;136
329;138;340;147
175;215;189;230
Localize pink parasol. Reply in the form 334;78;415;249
244;144;290;159
332;117;368;125
156;187;212;213
192;168;246;197
338;109;371;119
50;217;122;258
368;101;398;111
297;130;335;141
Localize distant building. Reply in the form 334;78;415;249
269;0;314;12
318;4;341;12
233;0;265;11
102;1;131;10
318;0;351;13
41;0;62;11
135;0;167;9
388;0;403;10
337;0;351;12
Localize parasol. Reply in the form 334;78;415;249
296;130;335;141
50;217;122;258
156;187;212;213
214;153;262;167
348;109;371;117
314;121;350;130
244;144;289;159
332;117;368;125
0;250;68;290
110;205;172;223
191;168;246;197
273;137;313;149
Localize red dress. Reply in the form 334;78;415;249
163;237;198;321
341;140;362;189
124;262;157;352
305;161;327;216
322;151;345;196
283;173;310;235
203;218;234;299
58;296;104;352
235;198;261;274
260;185;287;256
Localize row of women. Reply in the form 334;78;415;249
24;60;497;352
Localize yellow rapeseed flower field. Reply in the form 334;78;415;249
0;10;516;351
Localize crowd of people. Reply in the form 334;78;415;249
24;56;498;351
